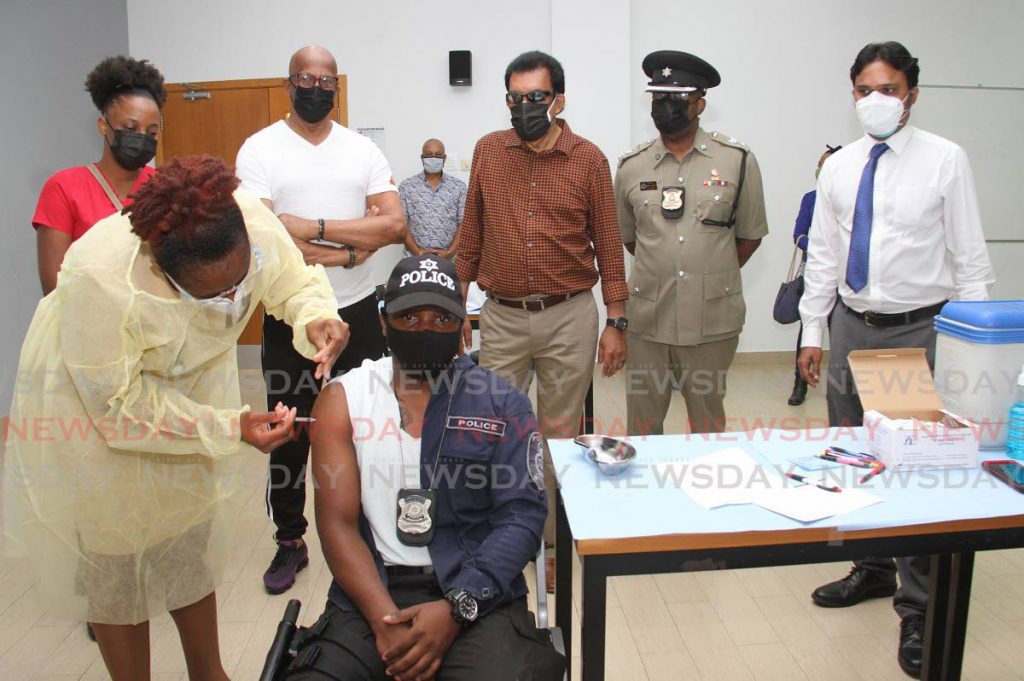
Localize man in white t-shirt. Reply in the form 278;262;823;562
236;45;407;595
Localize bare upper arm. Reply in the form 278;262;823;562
366;189;401;215
310;382;362;524
36;225;73;294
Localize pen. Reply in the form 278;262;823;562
859;463;886;484
819;452;875;469
786;472;843;493
827;446;878;462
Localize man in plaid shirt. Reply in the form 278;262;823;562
455;51;628;577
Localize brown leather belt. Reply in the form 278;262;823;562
843;300;946;327
490;290;587;312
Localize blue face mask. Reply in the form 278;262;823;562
422;157;444;174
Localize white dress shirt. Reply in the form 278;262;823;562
800;124;994;348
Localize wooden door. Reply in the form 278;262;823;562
156;77;348;343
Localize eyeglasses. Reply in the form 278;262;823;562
288;72;340;92
651;91;697;102
505;90;554;105
165;246;263;302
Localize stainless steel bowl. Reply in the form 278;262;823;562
574;434;636;476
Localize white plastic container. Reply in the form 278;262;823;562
933;301;1024;449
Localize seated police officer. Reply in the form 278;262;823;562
286;254;565;681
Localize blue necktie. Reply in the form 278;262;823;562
845;142;889;293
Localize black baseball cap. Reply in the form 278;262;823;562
383;255;465;320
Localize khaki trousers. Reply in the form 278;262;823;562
479;291;598;542
625;334;739;435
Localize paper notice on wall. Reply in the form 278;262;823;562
357;127;386;154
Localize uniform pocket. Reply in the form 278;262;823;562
702;269;745;337
436;433;494;512
696;185;738;231
626;266;659;333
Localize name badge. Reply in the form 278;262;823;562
639;181;658;191
661;186;685;220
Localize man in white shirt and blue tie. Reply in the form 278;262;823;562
797;41;994;679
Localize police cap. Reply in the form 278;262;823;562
642;50;721;90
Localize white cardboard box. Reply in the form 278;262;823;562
848;348;979;469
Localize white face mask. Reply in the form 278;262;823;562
422;157;444;174
166;245;262;324
855;91;908;139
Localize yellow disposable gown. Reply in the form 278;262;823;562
3;189;340;624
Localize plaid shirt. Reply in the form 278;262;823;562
455;120;628;304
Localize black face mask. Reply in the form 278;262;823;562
106;126;157;171
510;101;553;141
292;86;335;124
651;98;692;135
387;327;460;379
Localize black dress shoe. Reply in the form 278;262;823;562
898;614;924;678
787;374;808;406
811;566;897;607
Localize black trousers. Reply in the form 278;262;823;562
284;575;565;681
263;292;387;542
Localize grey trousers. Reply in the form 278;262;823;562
827;302;938;618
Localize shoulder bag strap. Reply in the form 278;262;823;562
86;163;124;212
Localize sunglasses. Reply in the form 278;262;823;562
505;90;554;105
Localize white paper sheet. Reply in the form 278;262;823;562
653;447;885;522
651;447;787;510
751;485;884;523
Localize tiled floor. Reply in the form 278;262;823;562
2;358;1023;680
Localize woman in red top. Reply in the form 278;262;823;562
33;56;166;294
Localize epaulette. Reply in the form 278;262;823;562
617;139;656;168
709;131;749;150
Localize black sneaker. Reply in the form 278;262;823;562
263;540;309;595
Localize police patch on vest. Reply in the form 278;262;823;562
446;416;507;437
526;431;545;490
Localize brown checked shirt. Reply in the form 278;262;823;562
455;120;628;304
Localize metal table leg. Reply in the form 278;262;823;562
922;552;974;681
580;556;607;681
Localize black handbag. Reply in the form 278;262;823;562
772;245;805;325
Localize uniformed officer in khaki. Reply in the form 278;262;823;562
616;51;768;435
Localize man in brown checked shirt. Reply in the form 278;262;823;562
455;51;629;572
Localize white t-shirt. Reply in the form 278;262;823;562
236;120;397;308
332;357;432;567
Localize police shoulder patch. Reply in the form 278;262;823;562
617;138;656;169
526;431;545;490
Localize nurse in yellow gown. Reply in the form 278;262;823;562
4;155;348;680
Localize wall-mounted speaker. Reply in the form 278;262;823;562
449;50;472;86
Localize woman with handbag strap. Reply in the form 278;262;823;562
32;56;166;294
788;145;841;405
